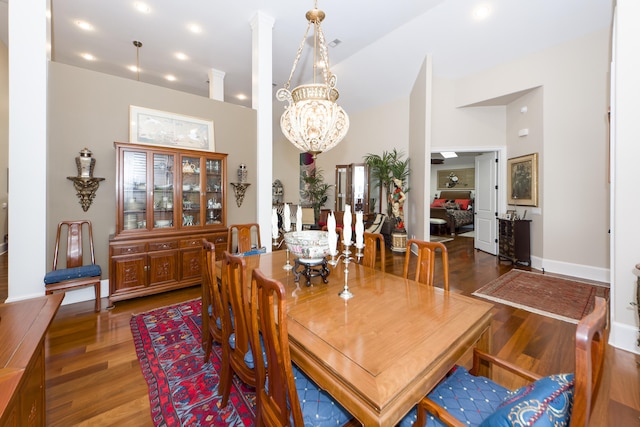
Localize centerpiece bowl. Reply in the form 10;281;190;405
284;230;330;264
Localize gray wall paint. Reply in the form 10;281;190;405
48;62;257;279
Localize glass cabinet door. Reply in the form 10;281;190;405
352;164;368;213
205;158;223;225
122;150;147;231
152;153;175;229
181;155;201;227
335;165;348;212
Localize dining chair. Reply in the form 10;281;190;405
44;220;102;312
201;239;224;363
400;296;608;427
219;251;256;407
227;223;261;254
248;268;355;427
402;239;449;291
362;231;385;272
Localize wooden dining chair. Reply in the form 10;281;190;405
248;268;355;427
227;223;261;254
402;239;449;291
219;251;256;407
201;239;224;363
362;231;385;272
44;220;102;312
400;296;608;427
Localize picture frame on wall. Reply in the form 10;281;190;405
129;105;215;151
507;153;538;206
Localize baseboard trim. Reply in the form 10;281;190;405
610;321;640;355
534;256;610;283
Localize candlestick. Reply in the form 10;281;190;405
271;208;279;239
283;203;291;232
343;204;352;245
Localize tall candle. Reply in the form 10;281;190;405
327;212;337;254
296;206;302;231
343;205;352;245
355;211;364;247
283;203;291;232
272;208;279;239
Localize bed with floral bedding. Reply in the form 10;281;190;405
430;190;474;235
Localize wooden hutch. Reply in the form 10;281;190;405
108;142;228;306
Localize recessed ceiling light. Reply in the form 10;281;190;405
187;23;202;34
81;53;95;61
175;52;189;61
133;2;151;13
236;94;248;101
165;75;176;82
473;5;490;20
75;20;94;31
441;151;458;158
128;65;140;73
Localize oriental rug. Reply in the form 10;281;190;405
130;299;256;426
473;269;609;324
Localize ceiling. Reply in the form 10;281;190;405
0;0;612;115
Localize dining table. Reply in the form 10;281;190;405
223;249;494;426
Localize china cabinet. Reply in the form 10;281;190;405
335;163;369;213
109;142;228;305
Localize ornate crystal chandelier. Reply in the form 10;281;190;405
276;1;349;158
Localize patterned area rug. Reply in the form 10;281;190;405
130;299;256;426
473;269;609;324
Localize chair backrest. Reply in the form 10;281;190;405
222;251;253;377
249;268;304;426
363;231;385;273
227;223;261;254
571;296;607;427
300;207;315;228
201;239;223;343
402;239;449;291
52;220;96;270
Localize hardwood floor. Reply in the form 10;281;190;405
1;238;638;426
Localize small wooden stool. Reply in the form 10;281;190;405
430;218;448;235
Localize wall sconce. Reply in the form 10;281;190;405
67;148;105;212
230;163;249;207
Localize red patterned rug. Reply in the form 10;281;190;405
130;299;256;426
473;269;609;324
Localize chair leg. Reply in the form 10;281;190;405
203;333;212;364
94;282;101;312
219;350;233;407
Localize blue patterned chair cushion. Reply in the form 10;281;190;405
44;265;101;284
398;365;512;427
479;374;574;427
291;363;352;426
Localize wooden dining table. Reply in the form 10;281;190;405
225;250;494;426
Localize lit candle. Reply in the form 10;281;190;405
355;211;364;248
283;203;291;232
343;204;352;245
272;208;279;239
296;206;302;231
327;212;337;255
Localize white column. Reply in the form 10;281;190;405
208;68;226;101
7;0;49;301
250;12;274;249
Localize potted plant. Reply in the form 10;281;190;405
363;149;410;217
300;168;332;224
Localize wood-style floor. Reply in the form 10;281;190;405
0;236;638;426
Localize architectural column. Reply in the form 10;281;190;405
7;0;49;301
250;12;274;249
208;68;225;101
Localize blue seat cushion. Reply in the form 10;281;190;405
44;265;101;284
292;363;352;426
398;365;512;427
479;374;574;427
243;334;267;369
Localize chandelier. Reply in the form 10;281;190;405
276;2;349;158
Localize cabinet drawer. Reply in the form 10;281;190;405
148;241;178;252
112;244;146;255
207;233;227;245
180;237;205;248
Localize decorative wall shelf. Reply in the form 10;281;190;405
230;182;250;207
67;176;105;212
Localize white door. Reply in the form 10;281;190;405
474;152;498;254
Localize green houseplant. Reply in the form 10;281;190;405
363;149;410;217
300;169;332;224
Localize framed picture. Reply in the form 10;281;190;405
436;168;475;190
129;105;214;151
507;153;538;206
505;209;517;221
